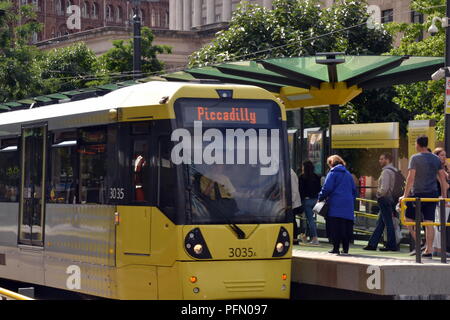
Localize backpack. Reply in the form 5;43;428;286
386;167;406;202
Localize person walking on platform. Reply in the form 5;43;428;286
299;160;320;245
318;155;357;255
432;148;450;257
364;153;398;252
291;168;302;244
401;135;448;258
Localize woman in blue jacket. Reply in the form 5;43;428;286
318;155;357;254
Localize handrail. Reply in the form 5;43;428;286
400;197;449;264
400;198;450;227
356;197;378;205
0;287;34;300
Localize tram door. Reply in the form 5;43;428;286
18;125;47;246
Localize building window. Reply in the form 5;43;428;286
82;1;89;18
56;0;64;15
106;5;114;22
411;11;424;41
381;9;393;23
411;11;423;24
116;6;123;22
151;9;155;26
92;2;99;18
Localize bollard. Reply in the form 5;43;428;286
415;198;422;264
440;199;447;264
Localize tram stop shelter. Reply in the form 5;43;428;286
163;54;450;299
162;54;444;168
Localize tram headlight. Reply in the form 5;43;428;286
272;227;290;257
184;228;212;259
193;244;203;255
276;242;284;253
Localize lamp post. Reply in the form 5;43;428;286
133;0;142;79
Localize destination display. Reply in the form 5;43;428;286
175;99;278;127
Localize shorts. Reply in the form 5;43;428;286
405;192;438;222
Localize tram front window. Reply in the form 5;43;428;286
175;97;288;224
188;162;286;224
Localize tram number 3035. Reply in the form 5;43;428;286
228;247;256;258
109;187;125;200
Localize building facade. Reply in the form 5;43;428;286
34;0;416;69
20;0;169;42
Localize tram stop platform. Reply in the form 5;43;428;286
291;240;450;299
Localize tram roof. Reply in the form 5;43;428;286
0;80;273;135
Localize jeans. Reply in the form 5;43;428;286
368;196;397;249
304;198;318;238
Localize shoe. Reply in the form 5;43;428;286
363;246;377;251
379;247;399;252
309;239;320;246
422;252;432;258
328;249;340;254
299;233;308;244
409;247;425;256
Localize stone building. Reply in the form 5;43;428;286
33;0;417;69
19;0;169;42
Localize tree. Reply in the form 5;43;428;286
0;1;43;101
100;27;171;78
387;0;446;139
39;42;105;94
189;0;392;67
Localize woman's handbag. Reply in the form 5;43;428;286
313;200;329;218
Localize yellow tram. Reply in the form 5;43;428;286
0;81;292;299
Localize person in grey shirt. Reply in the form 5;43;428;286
400;135;448;258
364;153;398;251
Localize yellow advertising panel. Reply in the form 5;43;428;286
408;120;436;159
331;122;399;149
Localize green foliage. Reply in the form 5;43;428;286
100;27;171;77
0;1;42;101
39;42;105;93
189;0;392;67
388;0;446;140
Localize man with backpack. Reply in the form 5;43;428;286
364;153;401;251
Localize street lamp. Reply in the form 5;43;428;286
132;0;142;79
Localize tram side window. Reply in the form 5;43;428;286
0;139;20;202
132;123;151;202
49;131;78;204
79;127;107;204
158;136;177;216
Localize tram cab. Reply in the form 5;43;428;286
0;81;292;299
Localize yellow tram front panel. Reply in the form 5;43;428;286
114;207;292;299
178;259;291;299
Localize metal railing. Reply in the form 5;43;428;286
0;287;34;300
400;197;450;264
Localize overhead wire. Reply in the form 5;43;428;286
34;3;447;87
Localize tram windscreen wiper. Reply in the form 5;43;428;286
191;190;246;239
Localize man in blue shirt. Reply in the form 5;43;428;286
400;135;448;258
